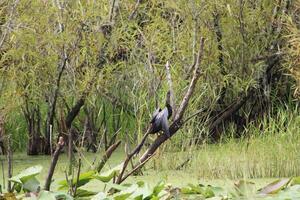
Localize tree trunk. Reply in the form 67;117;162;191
26;106;43;155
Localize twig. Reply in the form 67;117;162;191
68;129;73;175
116;127;151;184
73;157;81;197
129;0;141;20
96;140;121;173
108;128;121;147
119;153;155;183
175;158;191;170
182;108;205;124
44;137;65;191
50;124;53;156
175;37;205;121
186;18;199;78
109;0;117;23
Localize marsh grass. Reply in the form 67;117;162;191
154;106;300;179
1;105;299;192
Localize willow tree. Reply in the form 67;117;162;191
1;0;111;154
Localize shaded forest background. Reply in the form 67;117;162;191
0;0;299;155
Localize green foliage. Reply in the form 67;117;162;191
0;0;296;151
37;190;73;200
4;165;300;199
9;165;42;193
58;163;123;197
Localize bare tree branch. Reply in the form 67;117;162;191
116;127;152;184
174;37;205;121
119;153;155;184
44;137;65;191
96;140;121;173
165;61;176;117
116;37;205;184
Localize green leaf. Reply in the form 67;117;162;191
91;192;111;200
152;181;165;196
105;183;129;192
58;170;96;190
203;186;215;198
9;165;42;184
38;191;56;200
113;183;138;199
23;177;40;193
75;189;97;198
38;190;73;200
94;163;123;183
9;165;42;193
52;191;73;200
130;182;152;199
181;184;203;195
259;178;291;195
290;177;300;186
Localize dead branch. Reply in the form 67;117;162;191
174;37;205;122
182;108;205;124
44;137;65;191
108;128;121;148
139;38;205;164
116;127;152;184
96;140;121;173
186;18;200;78
116;37;205;184
165;61;176;117
118;153;155;183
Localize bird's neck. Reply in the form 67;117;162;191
166;103;172;119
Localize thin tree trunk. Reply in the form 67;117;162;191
7;135;12;192
44;137;65;191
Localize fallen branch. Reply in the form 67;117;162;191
44;137;65;191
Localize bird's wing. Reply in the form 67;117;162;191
161;108;170;137
150;108;161;123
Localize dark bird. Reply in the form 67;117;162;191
149;91;173;137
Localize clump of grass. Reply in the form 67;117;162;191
155;106;300;179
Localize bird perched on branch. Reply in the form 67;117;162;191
149;91;173;137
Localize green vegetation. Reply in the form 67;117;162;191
0;0;300;199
